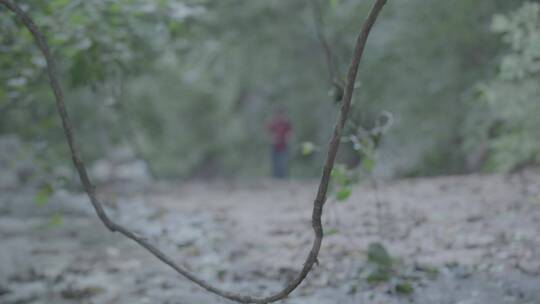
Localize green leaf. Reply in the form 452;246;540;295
331;164;351;186
367;242;393;268
395;282;414;294
367;267;391;284
362;157;375;172
324;228;340;236
34;183;54;206
335;187;352;201
415;264;439;279
301;141;316;156
48;214;64;228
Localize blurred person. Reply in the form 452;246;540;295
267;107;292;178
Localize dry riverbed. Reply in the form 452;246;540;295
1;172;540;303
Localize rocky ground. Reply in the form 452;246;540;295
1;171;540;304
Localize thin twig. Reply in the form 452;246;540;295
309;0;345;101
0;0;387;302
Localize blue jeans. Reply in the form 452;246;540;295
272;148;288;178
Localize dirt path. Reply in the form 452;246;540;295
1;172;540;303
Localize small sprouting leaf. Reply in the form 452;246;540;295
366;242;394;284
35;183;54;206
395;281;414;294
367;242;393;268
366;267;391;284
217;269;227;281
324;228;340;236
301;141;316;156
335;187;352;201
362;157;375;172
415;264;439;279
331;164;351;186
48;214;64;228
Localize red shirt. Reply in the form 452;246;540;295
267;116;292;151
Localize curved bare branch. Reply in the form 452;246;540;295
309;0;343;92
0;0;387;302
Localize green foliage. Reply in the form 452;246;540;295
366;242;393;284
367;242;393;268
335;187;352;201
361;157;375;173
1;0;534;178
366;267;391;284
1;0;338;178
329;112;392;202
48;213;64;228
492;3;540;79
350;0;526;176
364;242;417;293
34;183;54;206
1;0;213;175
463;2;540;172
415;264;439;280
330;163;360;202
395;281;414;295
